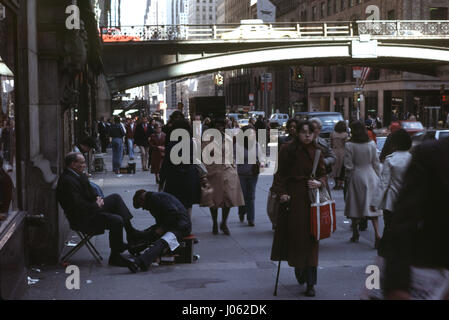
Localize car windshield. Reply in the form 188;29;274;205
317;116;343;126
439;131;449;139
402;122;424;130
270;114;277;119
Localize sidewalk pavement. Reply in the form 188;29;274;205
22;148;380;300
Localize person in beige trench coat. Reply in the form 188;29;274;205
270;120;326;297
344;120;382;248
202;119;244;235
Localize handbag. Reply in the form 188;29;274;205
309;149;337;241
266;190;279;226
194;164;215;207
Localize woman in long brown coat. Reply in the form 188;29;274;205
270;120;326;297
148;122;166;184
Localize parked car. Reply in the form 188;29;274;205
269;113;289;128
248;111;265;119
293;112;344;139
238;118;250;128
390;120;425;136
411;129;449;147
227;113;244;121
219;19;298;40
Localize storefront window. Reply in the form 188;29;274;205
0;2;17;222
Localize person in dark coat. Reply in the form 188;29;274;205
309;117;336;174
162;110;185;147
159;119;201;220
278;119;297;146
382;137;449;300
134;116;153;171
131;190;192;272
109;117;126;174
97;117;109;153
125;118;136;160
270;120;327;297
0;156;13;216
149;122;166;184
56;152;146;272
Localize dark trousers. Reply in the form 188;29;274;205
296;266;318;286
238;175;258;223
139;239;169;268
378;209;393;257
91;194;133;253
100;136;108;153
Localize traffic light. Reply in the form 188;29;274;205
443;95;447;102
215;74;224;86
296;68;304;80
291;67;304;81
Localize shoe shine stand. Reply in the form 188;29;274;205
160;235;200;264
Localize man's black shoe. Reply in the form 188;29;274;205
305;286;316;297
109;253;138;273
135;257;149;272
128;240;150;256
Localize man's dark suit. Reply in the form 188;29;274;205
134;123;153;147
56;169;133;252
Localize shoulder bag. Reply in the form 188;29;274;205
309;149;337;241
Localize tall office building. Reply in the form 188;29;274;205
167;0;189;25
189;0;217;25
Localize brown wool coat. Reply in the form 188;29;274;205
149;132;166;174
270;142;326;268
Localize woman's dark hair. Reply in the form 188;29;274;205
391;128;412;151
334;121;347;133
349;120;370;143
286;119;297;130
113;116;121;124
172;118;192;137
287;120;316;159
296;120;316;135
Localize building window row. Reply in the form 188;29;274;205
308;0;364;21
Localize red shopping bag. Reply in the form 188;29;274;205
310;189;336;241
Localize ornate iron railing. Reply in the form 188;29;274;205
357;20;449;36
99;20;449;42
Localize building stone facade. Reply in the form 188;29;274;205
291;0;449;123
0;0;111;299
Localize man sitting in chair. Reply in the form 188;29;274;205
130;189;192;272
57;152;145;272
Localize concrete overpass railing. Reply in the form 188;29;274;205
99;20;449;43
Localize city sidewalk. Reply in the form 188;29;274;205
22;148;380;300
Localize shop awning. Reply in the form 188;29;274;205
0;55;13;77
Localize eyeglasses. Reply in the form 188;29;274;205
299;131;312;135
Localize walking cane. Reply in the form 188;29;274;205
273;200;289;296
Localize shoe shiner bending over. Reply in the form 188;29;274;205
131;190;192;272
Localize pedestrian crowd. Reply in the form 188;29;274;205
54;110;449;300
